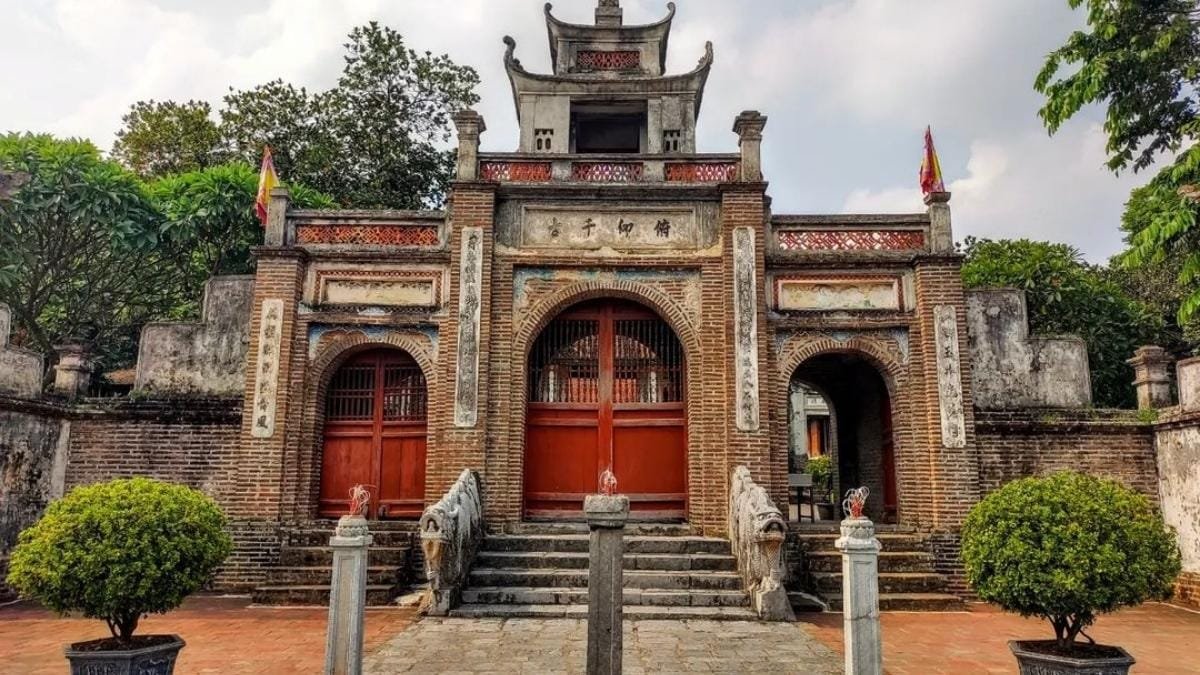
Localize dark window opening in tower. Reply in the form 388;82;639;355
571;100;646;153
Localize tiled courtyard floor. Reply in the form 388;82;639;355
2;597;1198;673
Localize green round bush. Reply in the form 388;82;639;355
961;472;1180;647
6;477;232;641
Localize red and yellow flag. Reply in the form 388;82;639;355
255;146;279;226
919;126;945;195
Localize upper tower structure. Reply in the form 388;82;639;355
503;1;712;154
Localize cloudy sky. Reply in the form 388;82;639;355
0;0;1160;261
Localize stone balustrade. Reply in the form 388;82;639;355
728;466;795;621
478;153;740;185
771;216;931;256
419;469;484;615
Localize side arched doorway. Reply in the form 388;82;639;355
790;352;897;522
319;348;427;519
524;299;687;520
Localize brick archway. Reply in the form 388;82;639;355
496;280;705;523
284;331;437;521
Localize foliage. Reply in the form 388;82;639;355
0;133;180;371
6;478;232;642
961;472;1179;648
148;163;333;312
117;22;480;209
961;237;1160;408
804;455;833;502
111;100;225;178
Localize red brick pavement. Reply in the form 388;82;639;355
805;602;1200;674
0;596;416;674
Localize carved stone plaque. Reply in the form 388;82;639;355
775;277;901;311
733;227;761;431
520;206;698;250
454;228;484;427
251;299;285;439
321;279;437;307
933;305;967;448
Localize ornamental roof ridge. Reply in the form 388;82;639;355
544;2;676;73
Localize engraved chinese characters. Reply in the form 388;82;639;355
251;299;285;438
520;208;698;250
733;228;761;431
933;305;966;448
454;229;484;427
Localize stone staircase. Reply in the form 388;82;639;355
251;521;420;606
449;523;758;620
789;525;965;612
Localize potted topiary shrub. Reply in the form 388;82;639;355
961;471;1180;675
6;477;232;674
804;456;837;520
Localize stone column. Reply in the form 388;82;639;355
585;494;629;675
732;111;767;182
324;515;373;675
453;110;486;181
835;517;883;675
1129;345;1173;409
595;0;623;27
52;342;93;399
1176;356;1200;412
264;187;290;247
924;191;954;253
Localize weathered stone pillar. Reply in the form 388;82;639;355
733;111;767;182
453;110;486;181
585;494;628;675
595;0;623;27
324;515;373;675
52;342;92;399
835;516;883;675
1176;356;1200;412
264;187;290;247
1129;345;1173;409
924;190;954;253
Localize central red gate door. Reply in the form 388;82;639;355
525;300;687;519
319;349;427;519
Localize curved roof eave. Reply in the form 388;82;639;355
544;2;676;72
505;36;713;117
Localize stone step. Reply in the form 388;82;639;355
804;550;935;573
267;565;404;586
446;603;759;621
507;522;694;537
285;528;416;548
822;592;967;612
468;568;743;591
251;584;399;607
810;571;946;594
483;534;730;555
460;587;750;608
474;550;736;572
280;545;412;567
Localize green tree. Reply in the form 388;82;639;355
111;100;224;178
0;134;181;373
148;162;333;313
961;237;1159;408
1038;0;1200;328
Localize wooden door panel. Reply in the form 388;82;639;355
525;418;599;514
319;431;374;516
378;427;426;518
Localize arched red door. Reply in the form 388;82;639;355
320;349;427;519
525;300;686;519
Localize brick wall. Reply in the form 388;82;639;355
1176;571;1200;609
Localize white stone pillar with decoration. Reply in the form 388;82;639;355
835;487;884;675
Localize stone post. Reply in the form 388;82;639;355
1176;356;1200;412
264;187;290;247
595;0;622;27
732;111;768;182
924;191;954;253
453;110;486;181
835;516;884;675
1128;345;1173;409
584;494;629;675
324;515;373;675
52;342;93;399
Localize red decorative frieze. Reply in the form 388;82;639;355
577;50;640;71
776;229;927;252
479;161;553;182
665;162;739;183
295;224;440;247
571;162;644;183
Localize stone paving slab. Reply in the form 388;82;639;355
364;617;840;674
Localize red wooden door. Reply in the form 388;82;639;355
881;395;897;520
320;349;427;519
525;300;686;519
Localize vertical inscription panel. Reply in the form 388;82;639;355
454;228;484;427
933;305;966;448
251;298;285;439
733;227;761;431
